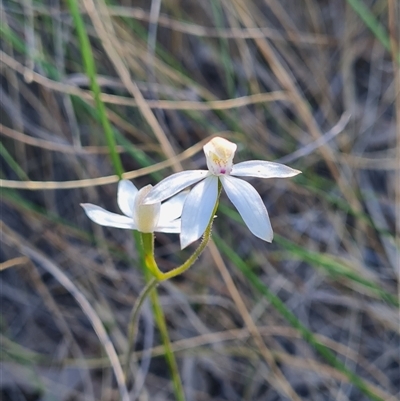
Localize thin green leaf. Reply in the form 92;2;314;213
219;204;398;307
0;143;30;181
66;0;124;177
346;0;400;64
214;233;385;401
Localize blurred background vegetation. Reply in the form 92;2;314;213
1;0;399;400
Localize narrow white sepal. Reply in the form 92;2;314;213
144;170;209;204
180;176;218;249
220;176;273;242
231;161;301;179
81;203;136;229
117;180;138;217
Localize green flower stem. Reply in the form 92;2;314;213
149;285;185;401
134;231;186;401
141;233;164;280
142;183;223;281
126;204;218;397
124;276;159;382
162;196;219;280
141;216;217;281
125;183;223;400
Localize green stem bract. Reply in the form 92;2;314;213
66;0;123;177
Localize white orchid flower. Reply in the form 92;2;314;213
144;137;301;248
81;180;186;233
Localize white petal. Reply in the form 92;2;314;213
117;180;138;217
81;203;136;229
220;176;273;242
231;161;301;179
156;219;181;233
180;176;218;249
143;170;209;204
158;191;188;224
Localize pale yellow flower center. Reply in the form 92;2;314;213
134;185;161;232
203;137;237;175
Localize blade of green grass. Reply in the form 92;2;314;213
4;7;185;396
1;336;46;394
214;233;385;401
219;204;398;307
114;133;164;182
1;188;140;267
209;0;235;97
65;3;185;396
66;0;123;177
71;96;164;181
0;142;30;181
0;24;58;78
346;0;400;64
103;4;244;133
296;172;395;239
3;181;186;400
274;234;399;307
2;15;140;176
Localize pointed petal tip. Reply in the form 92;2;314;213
81;203;97;215
221;176;274;242
179;233;197;250
80;203;136;229
256;230;273;243
117;180;138;216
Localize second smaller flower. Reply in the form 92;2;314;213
81;180;187;234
